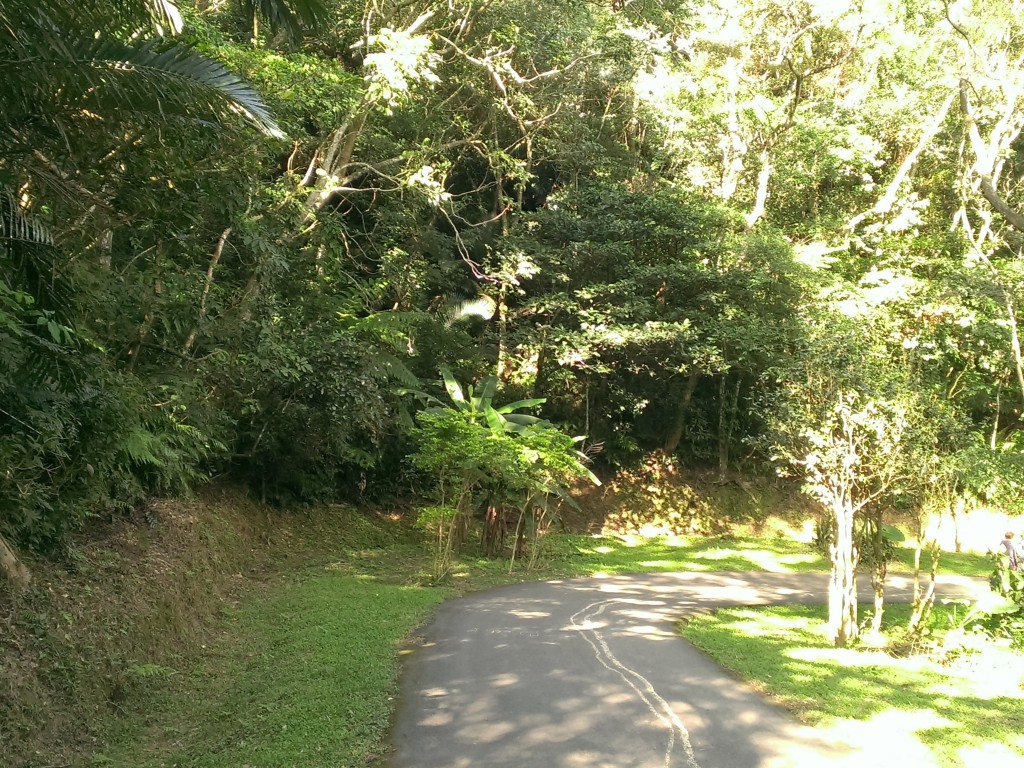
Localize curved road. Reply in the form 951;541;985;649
390;571;988;768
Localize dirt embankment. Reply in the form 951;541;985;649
568;456;818;539
0;487;405;768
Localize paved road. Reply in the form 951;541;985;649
389;571;989;768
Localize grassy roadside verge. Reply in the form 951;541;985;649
680;604;1024;768
92;531;831;767
102;572;446;767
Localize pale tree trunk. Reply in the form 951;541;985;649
870;567;885;635
909;511;941;635
182;227;231;358
828;501;859;647
0;533;31;590
867;510;887;635
744;150;771;230
908;544;940;636
951;496;965;553
717;58;746;202
1004;294;1024;408
846;92;955;231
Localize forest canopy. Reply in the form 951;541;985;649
4;0;1024;589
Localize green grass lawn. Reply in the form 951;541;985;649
680;603;1024;768
889;546;995;578
537;533;830;574
516;532;992;580
102;569;446;768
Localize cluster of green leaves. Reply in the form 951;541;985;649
506;183;803;467
0;0;292;546
984;555;1024;646
407;367;597;575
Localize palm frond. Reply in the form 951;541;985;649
1;4;282;138
1;193;54;247
1;1;180;46
239;0;330;39
146;0;184;35
437;292;497;328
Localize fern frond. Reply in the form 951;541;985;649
437;293;497;328
372;351;421;389
347;310;423;352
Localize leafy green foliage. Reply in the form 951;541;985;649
408;368;597;568
4;0;1024;565
512;182;803;465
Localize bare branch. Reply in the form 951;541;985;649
959;79;1024;231
847;91;955;231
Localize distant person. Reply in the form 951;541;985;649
1000;531;1022;570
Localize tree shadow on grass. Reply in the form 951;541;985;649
684;605;1024;767
558;534;826;575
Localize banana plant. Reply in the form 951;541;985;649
401;365;549;434
407;365;600;565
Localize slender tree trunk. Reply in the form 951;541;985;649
744;150;771;230
182;226;231;357
95;229;113;269
909;542;940;636
828;501;859;647
496;285;507;379
126;275;162;370
847;92;954;231
717;375;728;477
718;374;741;479
0;533;31;589
908;511;940;635
533;336;548;399
870;566;885;635
1004;294;1024;408
868;511;886;635
663;369;701;454
951;496;965;553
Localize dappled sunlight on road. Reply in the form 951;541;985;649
391;572;993;768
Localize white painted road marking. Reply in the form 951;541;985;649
570;599;702;768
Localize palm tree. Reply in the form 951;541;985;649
0;0;301;585
0;0;283;210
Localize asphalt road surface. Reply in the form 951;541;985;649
389;571;988;768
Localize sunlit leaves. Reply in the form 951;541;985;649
364;26;441;113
